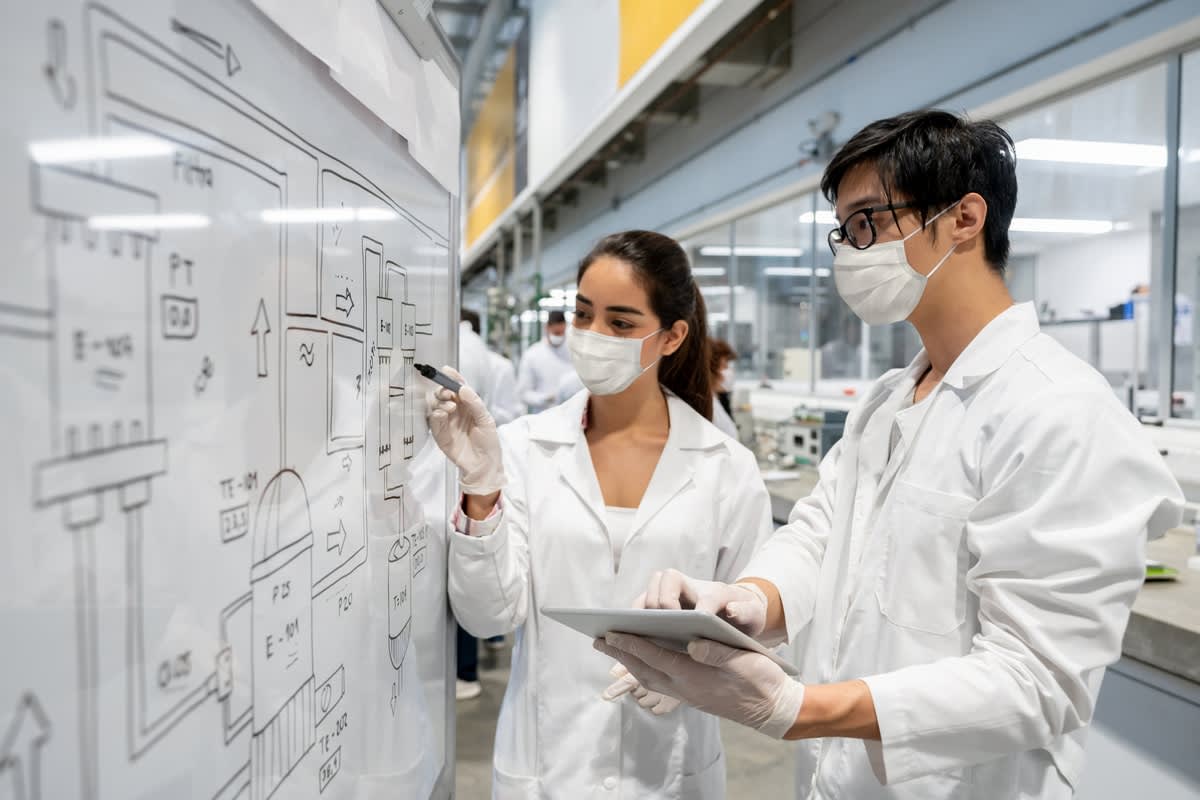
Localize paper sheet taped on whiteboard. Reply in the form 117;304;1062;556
250;0;342;71
252;0;460;194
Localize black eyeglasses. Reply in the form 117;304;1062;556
827;201;918;255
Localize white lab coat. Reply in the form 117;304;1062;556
487;351;523;425
449;390;774;799
459;322;523;425
554;370;584;405
741;303;1183;799
711;395;738;439
515;337;574;413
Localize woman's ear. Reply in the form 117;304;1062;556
661;319;689;357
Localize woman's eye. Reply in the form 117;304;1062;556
611;319;632;331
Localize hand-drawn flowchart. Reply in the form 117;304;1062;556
0;2;455;799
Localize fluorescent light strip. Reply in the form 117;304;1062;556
691;267;727;277
261;207;398;223
356;207;399;221
798;210;838;225
1009;217;1113;234
87;213;210;231
764;267;832;277
698;245;805;257
30;135;174;164
1015;138;1165;168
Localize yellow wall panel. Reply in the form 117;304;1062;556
466;154;515;248
618;0;704;87
465;46;518;244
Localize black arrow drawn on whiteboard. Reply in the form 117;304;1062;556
326;520;348;556
0;692;52;800
335;288;354;318
170;18;241;78
251;299;270;378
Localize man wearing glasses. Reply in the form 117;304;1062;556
598;110;1182;798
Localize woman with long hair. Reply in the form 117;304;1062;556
427;230;773;798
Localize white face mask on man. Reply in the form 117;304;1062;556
832;202;958;326
567;326;664;395
547;332;566;347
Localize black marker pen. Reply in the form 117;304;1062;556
415;363;463;393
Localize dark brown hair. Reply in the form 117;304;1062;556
577;230;713;420
709;339;735;378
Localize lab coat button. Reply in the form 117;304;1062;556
603;777;617;790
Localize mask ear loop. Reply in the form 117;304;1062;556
636;328;668;378
907;200;961;280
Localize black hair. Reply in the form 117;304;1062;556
547;310;567;326
460;308;481;334
577;230;713;420
820;109;1017;273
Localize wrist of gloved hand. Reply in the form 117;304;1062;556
755;675;805;739
459;468;506;496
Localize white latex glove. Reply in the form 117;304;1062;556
595;633;804;739
425;365;506;495
638;569;769;639
601;663;681;716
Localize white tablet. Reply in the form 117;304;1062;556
542;607;800;677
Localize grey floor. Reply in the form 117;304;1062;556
455;639;795;798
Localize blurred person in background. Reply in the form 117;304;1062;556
709;338;738;439
455;308;522;700
515;309;574;413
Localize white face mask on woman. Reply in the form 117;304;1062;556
719;365;735;393
567;326;664;395
832;202;958;326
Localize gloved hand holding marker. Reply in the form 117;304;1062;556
415;362;462;393
423;364;507;496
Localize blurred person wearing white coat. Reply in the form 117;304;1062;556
455;309;522;701
427;231;774;799
709;338;739;440
515;309;574;413
598;111;1184;800
460;308;523;425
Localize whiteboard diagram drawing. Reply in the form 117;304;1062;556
1;2;456;799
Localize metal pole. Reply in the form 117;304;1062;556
530;200;543;360
808;194;819;395
1155;54;1182;420
512;214;524;353
495;231;508;358
727;221;737;355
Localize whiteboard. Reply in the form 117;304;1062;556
0;2;459;799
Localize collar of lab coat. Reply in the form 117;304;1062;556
849;303;1041;448
526;387;728;536
929;302;1041;390
525;387;727;449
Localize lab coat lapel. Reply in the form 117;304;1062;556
528;391;607;529
552;438;607;530
626;395;714;547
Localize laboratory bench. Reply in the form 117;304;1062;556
762;467;1200;798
